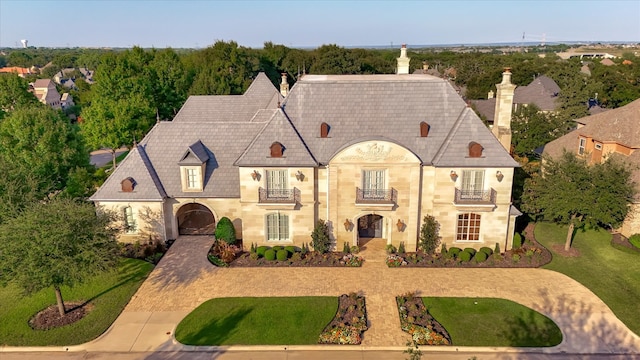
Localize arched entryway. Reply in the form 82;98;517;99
358;214;383;240
176;203;215;235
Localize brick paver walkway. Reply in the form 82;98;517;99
115;236;640;354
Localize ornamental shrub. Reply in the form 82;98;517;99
629;234;640;249
301;242;309;255
513;232;522;249
276;249;288;261
419;215;441;254
350;246;360;254
290;252;302;262
494;242;501;254
264;249;276;261
272;245;284;251
512;254;521;263
256;246;270;257
463;248;476;257
311;220;332;253
284;246;298;254
448;247;462;258
398;241;406;254
343;242;350;253
385;244;397;254
474;251;488;263
215;217;236;244
479;247;493;256
459;250;472;262
440;243;448;254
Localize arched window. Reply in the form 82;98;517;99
266;212;289;241
468;142;483;158
420;121;430;137
320;122;329;138
456;213;481;241
270;142;284;158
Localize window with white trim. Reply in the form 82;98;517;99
456;213;481;241
461;170;485;200
266;169;288;198
594;143;602;151
124;206;137;234
362;169;386;199
186;168;201;189
578;137;586;155
266;212;289;241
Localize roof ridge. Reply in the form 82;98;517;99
138;145;167;198
280;108;318;165
431;106;469;164
233;117;273;166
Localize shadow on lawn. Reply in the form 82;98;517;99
496;288;640;359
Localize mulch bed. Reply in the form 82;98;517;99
29;301;93;330
229;251;362;267
611;233;640;253
318;293;368;345
397;294;450;345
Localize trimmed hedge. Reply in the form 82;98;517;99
448;247;462;258
264;249;276;261
272;246;284;251
463;248;477;257
474;251;488;263
284;246;298;255
276;249;289;261
459;250;472;262
479;247;493;256
215;217;236;244
513;233;523;248
256;246;270;257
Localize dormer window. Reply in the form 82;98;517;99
468;142;483;158
270;142;284;158
121;177;135;192
186;168;201;189
320;122;329;138
178;140;209;192
420;121;430;137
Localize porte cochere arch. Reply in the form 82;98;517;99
176;203;216;235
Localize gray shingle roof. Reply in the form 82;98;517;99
235;110;318;167
90;145;167;201
282;74;516;167
514;75;559;111
179;140;210;165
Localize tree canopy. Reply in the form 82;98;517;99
0;198;120;316
0;74;40;119
522;152;636;250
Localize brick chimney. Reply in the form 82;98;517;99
491;68;516;152
396;44;410;74
280;73;289;97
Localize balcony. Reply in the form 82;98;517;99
258;187;300;205
356;187;397;206
454;188;496;206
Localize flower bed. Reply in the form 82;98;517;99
397;293;450;345
219;243;364;267
318;293;368;345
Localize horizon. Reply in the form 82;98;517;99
1;0;639;49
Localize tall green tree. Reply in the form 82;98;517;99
511;104;569;157
0;107;89;200
0;198;119;316
0;74;40;119
310;44;360;75
523;152;636;250
186;41;254;95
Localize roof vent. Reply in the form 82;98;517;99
270;142;284;158
320;122;329;138
121;177;136;192
420;122;430;137
468;142;483;158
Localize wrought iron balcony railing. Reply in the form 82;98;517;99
454;188;496;205
356;187;397;205
258;187;300;204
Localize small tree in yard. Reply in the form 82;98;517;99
311;220;332;253
215;217;236;244
0;198;119;317
523;151;636;251
419;215;441;254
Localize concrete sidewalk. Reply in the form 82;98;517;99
2;236;639;358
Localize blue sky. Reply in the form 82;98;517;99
1;0;639;48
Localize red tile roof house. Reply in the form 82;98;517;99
542;98;640;238
91;47;522;253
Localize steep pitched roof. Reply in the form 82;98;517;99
470;98;496;122
282;74;516;167
178;140;210;165
235;109;317;167
514;75;560;111
90;145;166;201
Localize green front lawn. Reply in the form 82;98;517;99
175;297;337;345
0;258;153;346
535;222;640;336
423;297;562;346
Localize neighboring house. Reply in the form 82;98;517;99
31;79;62;109
472;75;560;126
0;66;32;77
53;67;95;86
542;98;640;238
91;48;521;252
61;93;74;110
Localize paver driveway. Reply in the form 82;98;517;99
86;236;640;354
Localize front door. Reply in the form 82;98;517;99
358;214;383;238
